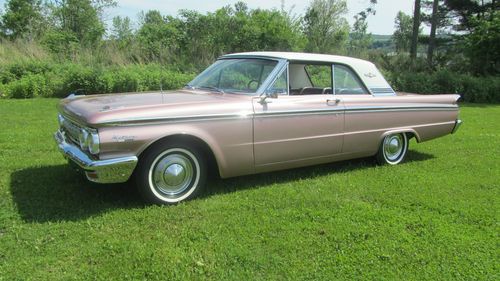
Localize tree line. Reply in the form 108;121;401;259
392;0;499;75
0;0;498;102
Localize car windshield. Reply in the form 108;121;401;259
186;58;278;94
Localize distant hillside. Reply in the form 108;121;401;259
370;34;394;51
371;34;392;41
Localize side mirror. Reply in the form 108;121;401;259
259;90;279;104
267;91;278;99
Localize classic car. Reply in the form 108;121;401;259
55;52;462;204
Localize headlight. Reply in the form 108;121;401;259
79;128;90;150
78;127;99;155
88;132;100;155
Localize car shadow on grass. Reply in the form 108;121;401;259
202;150;435;198
10;150;433;223
10;164;145;223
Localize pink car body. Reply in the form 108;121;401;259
55;52;461;200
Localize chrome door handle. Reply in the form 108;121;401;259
326;98;341;105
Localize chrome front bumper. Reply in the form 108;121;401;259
54;130;138;183
451;119;463;134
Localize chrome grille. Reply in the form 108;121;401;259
61;118;81;145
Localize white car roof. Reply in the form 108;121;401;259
223;51;369;66
221;52;395;96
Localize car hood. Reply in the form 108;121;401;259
58;90;253;126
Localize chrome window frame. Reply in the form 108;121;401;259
257;59;288;96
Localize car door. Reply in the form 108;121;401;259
252;63;345;170
333;64;389;155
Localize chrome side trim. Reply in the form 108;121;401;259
451;119;462;134
55;130;137;183
97;104;458;126
255;105;457;118
101;113;252;127
255;108;343;118
345;105;458;114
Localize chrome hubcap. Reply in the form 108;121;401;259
163;164;186;186
384;134;404;161
152;154;194;196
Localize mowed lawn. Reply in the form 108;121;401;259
0;99;498;280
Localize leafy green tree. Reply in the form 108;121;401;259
349;14;372;56
0;0;45;40
303;0;349;54
464;10;500;74
111;16;133;43
137;10;181;63
135;2;304;68
393;11;414;53
47;0;116;46
444;0;498;31
348;1;377;56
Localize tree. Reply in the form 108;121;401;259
47;0;116;46
410;0;422;60
464;10;500;74
0;0;44;40
393;11;413;53
420;0;453;66
303;0;349;54
349;0;377;56
349;14;372;55
444;0;499;31
427;0;440;65
137;10;181;62
111;16;133;42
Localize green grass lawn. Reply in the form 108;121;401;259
0;99;498;280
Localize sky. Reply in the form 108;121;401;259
0;0;419;35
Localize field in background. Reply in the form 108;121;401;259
0;99;498;280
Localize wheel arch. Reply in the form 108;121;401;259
380;129;421;143
138;133;221;179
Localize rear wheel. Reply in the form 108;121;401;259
136;142;207;204
376;133;409;165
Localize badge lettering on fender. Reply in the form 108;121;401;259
112;136;136;142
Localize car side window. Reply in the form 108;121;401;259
289;63;332;95
334;65;368;95
305;65;332;88
268;69;288;95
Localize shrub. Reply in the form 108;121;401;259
388;69;500;103
0;60;53;84
3;74;51;98
0;60;195;99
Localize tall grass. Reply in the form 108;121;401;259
0;40;51;65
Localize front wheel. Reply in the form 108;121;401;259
136;142;207;204
376;133;409;165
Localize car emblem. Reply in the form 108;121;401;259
364;72;376;78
